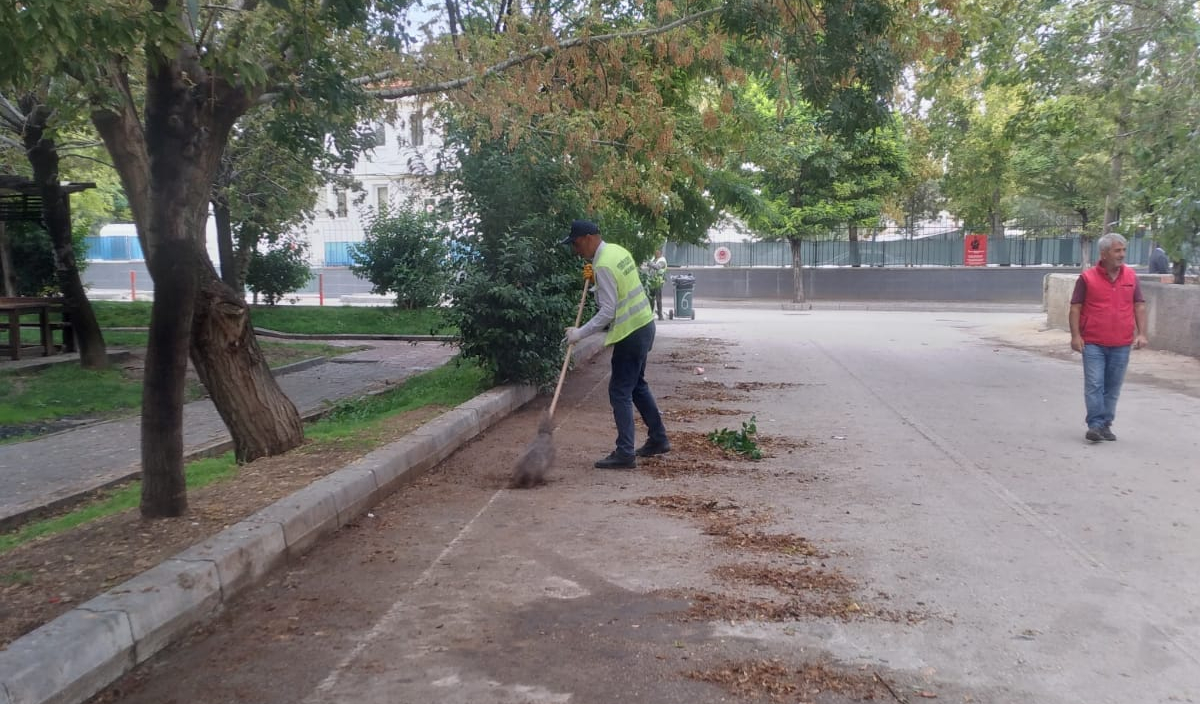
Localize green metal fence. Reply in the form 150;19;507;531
666;231;1153;268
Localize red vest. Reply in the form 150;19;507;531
1078;263;1138;346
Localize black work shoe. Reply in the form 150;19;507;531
636;441;671;458
594;453;637;470
1085;427;1104;442
1100;425;1117;441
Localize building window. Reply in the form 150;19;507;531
376;185;389;210
333;188;348;218
409;110;424;147
371;121;386;147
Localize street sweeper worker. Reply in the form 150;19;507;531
561;219;671;469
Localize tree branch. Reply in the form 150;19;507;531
0;133;24;151
0;92;26;132
372;8;722;99
264;8;723;103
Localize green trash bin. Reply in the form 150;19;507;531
669;273;695;320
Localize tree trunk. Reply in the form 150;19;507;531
213;196;240;290
22;102;109;369
137;35;254;517
848;223;861;268
92;89;193;516
140;230;196;518
0;222;16;296
49;197;109;368
1172;258;1186;285
989;188;1008;266
191;260;304;462
1077;209;1092;267
789;237;805;303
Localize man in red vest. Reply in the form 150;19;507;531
1068;233;1149;442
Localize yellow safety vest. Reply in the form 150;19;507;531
595;243;654;345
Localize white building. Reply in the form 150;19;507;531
293;97;444;266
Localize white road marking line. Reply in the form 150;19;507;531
305;491;504;700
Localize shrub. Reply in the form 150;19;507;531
447;229;586;386
245;238;313;305
350;207;452;309
5;221;59;295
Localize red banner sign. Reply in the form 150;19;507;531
964;234;988;266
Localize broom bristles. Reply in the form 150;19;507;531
510;413;556;489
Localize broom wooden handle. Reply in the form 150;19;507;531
547;277;591;420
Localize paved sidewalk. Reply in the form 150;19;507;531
0;340;458;528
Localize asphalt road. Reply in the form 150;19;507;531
91;309;1200;704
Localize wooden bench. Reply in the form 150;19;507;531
0;297;73;361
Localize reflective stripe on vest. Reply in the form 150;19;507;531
595;243;654;345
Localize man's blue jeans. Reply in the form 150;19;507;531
609;321;668;458
1082;343;1130;429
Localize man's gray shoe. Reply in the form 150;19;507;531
1100;425;1117;441
635;441;671;458
595;452;637;469
1085;427;1104;442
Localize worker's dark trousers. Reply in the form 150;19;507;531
609;321;668;459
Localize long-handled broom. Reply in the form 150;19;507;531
510;277;591;488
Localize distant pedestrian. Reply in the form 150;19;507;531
1069;233;1149;443
1148;245;1170;274
561;220;670;468
642;247;668;321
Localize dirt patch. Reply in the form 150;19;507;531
661;406;748;423
634;491;923;625
716;530;826;557
686;659;886;702
640;458;738;479
732;381;802;391
669;586;926;625
675;381;750;402
713;563;856;596
634;494;745;516
0;405;446;649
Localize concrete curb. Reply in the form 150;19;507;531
0;335;605;704
254;328;457;343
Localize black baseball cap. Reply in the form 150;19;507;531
559;219;599;245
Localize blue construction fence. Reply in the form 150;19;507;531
82;235;145;261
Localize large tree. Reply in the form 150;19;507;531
726;76;907;299
1;0;909;517
0;1;398;516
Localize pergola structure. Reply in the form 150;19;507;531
0;175;96;296
0;175;96;221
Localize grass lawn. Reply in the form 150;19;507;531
0;357;491;554
0;365;143;426
91;301;456;335
0;338;356;430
